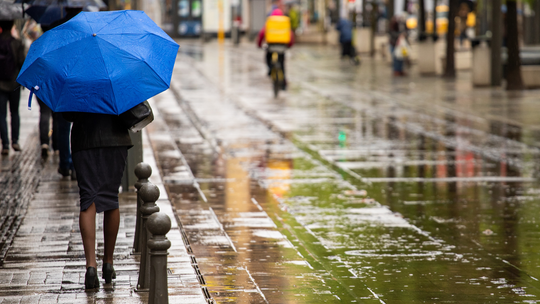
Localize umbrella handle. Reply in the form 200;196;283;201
27;86;39;111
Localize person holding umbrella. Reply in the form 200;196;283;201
63;108;133;289
17;10;179;290
0;20;26;155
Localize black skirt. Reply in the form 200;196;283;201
72;147;128;213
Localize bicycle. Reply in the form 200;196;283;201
267;44;287;98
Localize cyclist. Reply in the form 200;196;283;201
257;8;295;90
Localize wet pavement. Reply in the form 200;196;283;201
2;37;540;303
148;40;540;303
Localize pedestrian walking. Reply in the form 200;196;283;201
389;16;407;76
63;112;133;289
37;97;56;157
336;18;360;65
0;20;25;155
38;7;83;177
16;10;178;289
287;3;300;33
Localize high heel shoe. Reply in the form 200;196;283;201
102;263;116;284
85;267;100;290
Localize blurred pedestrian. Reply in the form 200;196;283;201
21;20;54;159
37;97;56;157
336;18;359;65
39;7;83;177
21;19;42;54
287;4;300;33
389;16;406;76
0;20;25;155
63;111;132;289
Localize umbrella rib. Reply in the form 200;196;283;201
97;33;175;87
142;58;169;88
56;39;93;111
94;36;118;114
142;33;177;86
91;11;126;34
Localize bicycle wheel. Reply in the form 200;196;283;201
271;63;281;98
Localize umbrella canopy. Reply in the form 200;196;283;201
25;4;66;25
0;1;28;20
16;0;105;7
17;10;179;115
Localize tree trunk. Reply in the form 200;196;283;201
362;0;368;27
433;0;438;38
370;2;378;57
387;0;394;22
443;0;458;78
419;0;426;34
491;0;502;86
536;0;540;44
505;0;524;90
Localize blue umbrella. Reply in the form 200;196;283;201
17;10;179;115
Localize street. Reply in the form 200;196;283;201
149;40;540;303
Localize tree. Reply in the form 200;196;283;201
419;0;426;37
370;1;378;57
505;0;524;90
387;0;394;24
443;0;458;78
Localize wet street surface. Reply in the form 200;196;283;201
150;40;540;303
0;91;42;266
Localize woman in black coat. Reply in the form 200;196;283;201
64;112;132;289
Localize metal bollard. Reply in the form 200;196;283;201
147;212;172;304
133;162;152;254
137;183;160;291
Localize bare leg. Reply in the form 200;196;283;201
103;208;120;264
80;203;97;268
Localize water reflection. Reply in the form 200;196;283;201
159;42;540;303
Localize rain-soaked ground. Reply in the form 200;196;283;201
151;40;540;303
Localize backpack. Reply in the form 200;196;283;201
265;16;291;44
0;37;16;82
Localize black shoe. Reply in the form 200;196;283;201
102;263;116;284
58;167;70;177
85;267;100;290
41;144;49;157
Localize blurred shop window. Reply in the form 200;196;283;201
179;0;189;17
192;0;201;17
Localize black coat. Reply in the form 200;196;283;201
63;112;133;153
